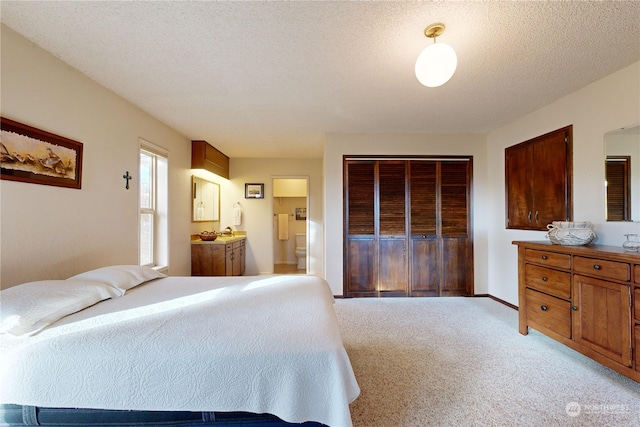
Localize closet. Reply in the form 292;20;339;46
344;157;473;297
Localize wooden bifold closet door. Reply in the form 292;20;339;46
344;157;473;297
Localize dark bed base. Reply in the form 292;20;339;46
0;405;326;427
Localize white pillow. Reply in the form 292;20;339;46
0;280;120;336
67;265;166;296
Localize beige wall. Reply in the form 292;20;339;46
486;61;640;306
324;134;489;296
3;23;638;303
0;25;193;288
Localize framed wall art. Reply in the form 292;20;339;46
295;207;307;220
245;183;264;199
0;117;83;189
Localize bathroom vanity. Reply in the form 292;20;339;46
514;240;640;382
191;236;246;276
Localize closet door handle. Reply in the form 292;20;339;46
535;211;539;223
528;211;532;223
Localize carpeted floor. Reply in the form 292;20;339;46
333;297;640;427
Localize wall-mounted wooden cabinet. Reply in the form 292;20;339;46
192;140;229;179
505;126;572;230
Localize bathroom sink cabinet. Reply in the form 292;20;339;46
191;238;245;276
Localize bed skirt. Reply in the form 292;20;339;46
0;405;325;427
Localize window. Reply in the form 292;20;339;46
139;140;168;269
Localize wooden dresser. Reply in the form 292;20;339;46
514;240;639;382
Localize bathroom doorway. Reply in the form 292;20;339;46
273;177;308;274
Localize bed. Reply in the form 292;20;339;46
0;266;360;427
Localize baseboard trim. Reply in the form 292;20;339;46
336;293;520;310
472;293;518;311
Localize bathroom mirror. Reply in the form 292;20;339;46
192;176;220;222
604;124;640;222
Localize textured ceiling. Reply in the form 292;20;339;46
1;1;639;158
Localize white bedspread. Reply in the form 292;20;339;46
0;275;360;426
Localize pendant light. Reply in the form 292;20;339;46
415;23;457;87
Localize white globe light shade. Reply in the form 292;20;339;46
415;42;457;87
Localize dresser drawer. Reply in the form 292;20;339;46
525;288;571;339
573;256;630;282
524;249;571;270
525;264;571;299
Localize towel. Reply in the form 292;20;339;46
278;214;289;240
233;206;242;226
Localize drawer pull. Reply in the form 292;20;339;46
571;306;578;311
540;305;548;311
593;264;601;270
541;276;547;281
541;255;548;260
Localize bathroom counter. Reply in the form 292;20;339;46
190;231;247;245
191;235;245;244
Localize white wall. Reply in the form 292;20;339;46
222;158;323;276
324;134;489;296
486;61;640;306
0;25;193;288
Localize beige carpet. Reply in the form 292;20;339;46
333;297;640;427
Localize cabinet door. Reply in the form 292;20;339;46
224;244;234;277
191;244;225;276
572;275;632;367
378;162;407;295
531;130;570;227
409;161;437;295
345;161;376;296
230;241;242;276
440;162;472;295
238;242;246;275
506;126;572;230
505;143;533;229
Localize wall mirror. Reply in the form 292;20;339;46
192;176;220;222
604;124;640;222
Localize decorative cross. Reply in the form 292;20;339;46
123;171;132;190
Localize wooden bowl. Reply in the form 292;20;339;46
199;231;218;241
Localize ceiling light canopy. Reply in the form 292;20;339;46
415;23;457;88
